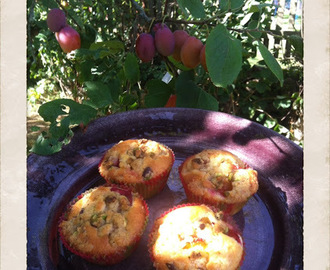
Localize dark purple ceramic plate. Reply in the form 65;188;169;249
27;108;303;270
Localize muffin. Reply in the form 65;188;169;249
58;184;149;265
179;149;258;215
148;204;244;270
99;139;175;199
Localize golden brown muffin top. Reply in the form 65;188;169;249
59;185;147;257
150;205;244;270
180;149;259;204
99;139;173;183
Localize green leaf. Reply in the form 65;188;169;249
117;69;127;87
38;99;97;139
84;81;114;108
220;0;244;12
206;24;242;87
77;60;93;84
48;121;69;139
41;0;57;8
74;41;124;60
274;124;290;134
73;48;98;60
256;82;270;93
287;35;303;58
108;79;121;102
144;80;173;108
273;97;291;109
168;56;191;71
83;0;93;5
256;113;265;122
175;73;218;111
67;11;85;30
90;40;124;54
30;133;64;155
80;24;97;49
257;41;284;86
38;99;97;124
264;118;277;129
176;0;205;18
248;80;270;93
247;20;262;39
249;4;274;13
120;93;137;107
242;105;256;118
124;53;140;85
177;70;195;82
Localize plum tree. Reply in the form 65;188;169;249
172;30;189;62
135;33;156;62
200;45;207;72
47;8;67;32
154;25;175;56
180;36;203;69
28;0;303;156
55;26;81;53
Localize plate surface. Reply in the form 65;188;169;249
27;108;303;270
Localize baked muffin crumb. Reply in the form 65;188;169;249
99;139;174;198
59;185;148;265
179;149;258;214
149;204;244;270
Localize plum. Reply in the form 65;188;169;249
154;26;175;57
151;23;169;36
135;33;156;62
172;30;189;62
55;26;81;53
47;8;67;32
164;94;177;107
180;36;203;69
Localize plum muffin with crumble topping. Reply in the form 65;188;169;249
99;139;174;199
148;204;244;270
179;149;258;215
58;184;149;265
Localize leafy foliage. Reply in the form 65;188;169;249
27;0;303;155
256;41;284;86
206;24;243;87
176;0;206;18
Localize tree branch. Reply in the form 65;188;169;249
129;0;152;23
128;0;300;43
228;27;296;40
129;0;216;27
163;0;170;17
160;18;216;26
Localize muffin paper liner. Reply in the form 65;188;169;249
148;203;245;268
98;141;175;199
58;183;149;266
178;159;251;215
